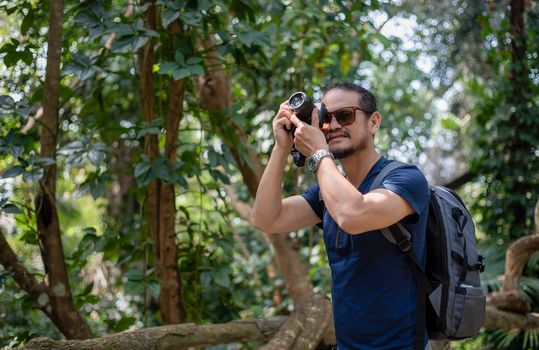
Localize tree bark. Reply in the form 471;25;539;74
260;294;331;350
17;304;539;350
157;19;186;324
31;0;91;339
22;317;288;350
137;2;184;324
484;305;539;329
197;36;314;305
487;233;539;313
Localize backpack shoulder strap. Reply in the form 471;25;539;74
369;160;409;192
369;160;411;246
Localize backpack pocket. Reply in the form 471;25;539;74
451;284;486;338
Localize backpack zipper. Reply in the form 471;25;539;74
431;192;449;333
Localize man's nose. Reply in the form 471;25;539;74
327;115;343;129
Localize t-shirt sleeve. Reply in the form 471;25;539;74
379;165;430;224
301;183;324;222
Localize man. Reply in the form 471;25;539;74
251;82;431;350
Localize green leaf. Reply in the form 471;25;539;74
197;0;212;11
213;268;230;288
158;61;180;74
161;9;180;29
32;157;56;166
20;9;35;35
1;203;22;214
2;166;25;179
134;161;151;179
172;67;192;80
186;57;203;65
181;11;202;26
200;271;212;289
23;167;44;182
78;282;94;297
154;158;174;183
114;316;136;332
175;173;189;188
171;64;204;80
19;230;37;245
174;50;185;64
441;116;460;131
64;54;101;81
0;95;15;109
124;269;144;281
237;30;269;47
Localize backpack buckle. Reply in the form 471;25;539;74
398;239;412;252
478;255;485;273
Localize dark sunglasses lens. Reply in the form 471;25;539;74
335;108;355;125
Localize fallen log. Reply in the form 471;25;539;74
18;304;539;350
260;293;331;350
22;317;287;350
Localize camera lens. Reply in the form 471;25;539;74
289;92;306;110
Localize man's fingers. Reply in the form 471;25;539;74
290;114;303;127
277;116;292;130
311;107;319;128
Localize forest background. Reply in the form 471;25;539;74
0;0;538;349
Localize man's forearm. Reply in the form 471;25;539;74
315;157;365;229
251;145;290;229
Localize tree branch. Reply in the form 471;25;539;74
18;303;539;350
22;317;288;350
0;230;47;300
442;170;477;190
484;305;539;330
487;234;539;313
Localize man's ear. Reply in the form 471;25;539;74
369;112;382;134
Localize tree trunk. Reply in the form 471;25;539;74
197;37;314;305
157;19;186;324
137;1;184;324
31;0;91;339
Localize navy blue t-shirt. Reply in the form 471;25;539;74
302;157;430;350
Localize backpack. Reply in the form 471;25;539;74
370;161;486;349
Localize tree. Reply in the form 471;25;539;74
1;0;538;348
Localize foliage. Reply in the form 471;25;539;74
0;0;538;348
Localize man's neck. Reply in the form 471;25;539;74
340;148;381;188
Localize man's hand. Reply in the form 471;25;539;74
272;101;295;150
290;107;328;157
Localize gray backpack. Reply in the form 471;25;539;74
370;161;486;349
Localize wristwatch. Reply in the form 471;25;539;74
307;149;334;172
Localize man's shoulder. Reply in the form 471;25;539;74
383;161;428;188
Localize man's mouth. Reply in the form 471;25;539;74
327;133;348;142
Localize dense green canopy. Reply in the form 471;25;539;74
0;0;538;349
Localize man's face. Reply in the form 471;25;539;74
321;88;374;159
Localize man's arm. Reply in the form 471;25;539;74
251;145;320;233
315;157;421;234
251;102;321;234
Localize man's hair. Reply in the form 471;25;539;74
322;82;377;114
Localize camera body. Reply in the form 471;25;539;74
287;92;327;166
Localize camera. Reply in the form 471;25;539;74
287;91;327;166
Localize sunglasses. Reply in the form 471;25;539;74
322;106;374;129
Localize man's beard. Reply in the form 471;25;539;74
332;147;356;159
330;136;368;159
